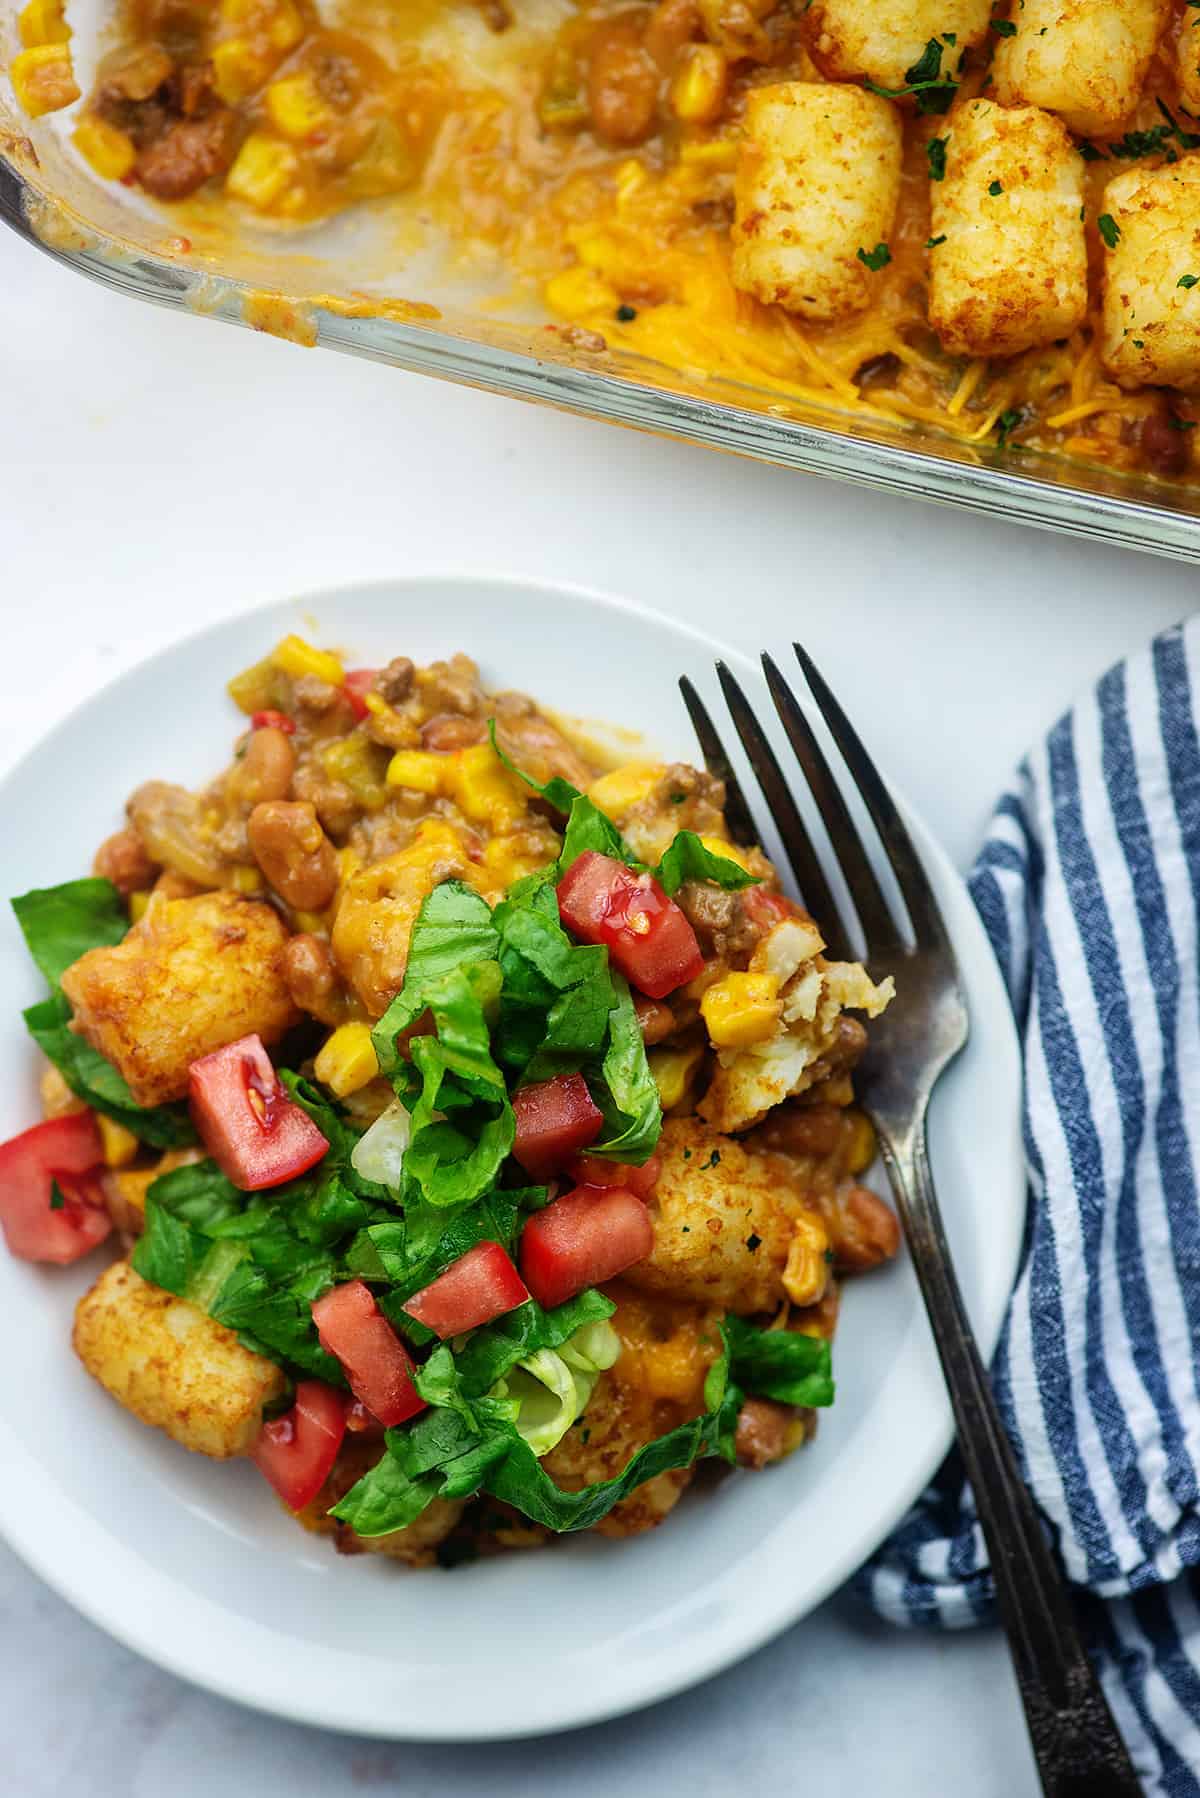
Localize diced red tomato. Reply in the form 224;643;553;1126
403;1241;529;1339
250;709;295;735
519;1185;654;1309
512;1072;604;1181
251;1381;346;1512
342;669;377;720
0;1112;111;1265
569;1152;661;1200
743;887;801;931
556;852;704;1000
311;1279;427;1428
189;1034;329;1192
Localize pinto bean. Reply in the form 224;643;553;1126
94;827;158;895
283;932;343;1025
587;18;659;144
420;713;487;751
247;801;339;911
231;726;295;806
829;1184;901;1271
735;1397;794;1468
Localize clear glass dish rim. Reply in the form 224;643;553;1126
5;147;1200;563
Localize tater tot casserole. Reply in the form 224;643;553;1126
10;0;1200;481
0;639;902;1561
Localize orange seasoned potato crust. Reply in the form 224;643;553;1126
622;1116;830;1314
60;888;300;1105
73;1260;286;1457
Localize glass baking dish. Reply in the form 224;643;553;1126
6;0;1200;560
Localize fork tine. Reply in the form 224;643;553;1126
792;642;950;953
761;652;899;957
678;676;761;850
712;662;849;958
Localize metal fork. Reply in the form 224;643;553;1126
680;645;1141;1798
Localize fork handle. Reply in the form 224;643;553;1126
877;1120;1142;1796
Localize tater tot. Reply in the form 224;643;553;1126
73;1260;286;1458
928;99;1087;357
731;82;902;322
1177;8;1200;115
991;0;1168;137
1100;157;1200;390
805;1;989;93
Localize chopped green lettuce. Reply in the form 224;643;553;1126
655;831;760;897
724;1316;835;1408
492;1315;620;1457
331;1320;742;1537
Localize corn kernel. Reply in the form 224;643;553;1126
843;1109;877;1176
386;749;446;794
648;1042;705;1112
314;1022;379;1097
98;1115;140;1169
266;0;304;49
700;971;781;1049
128;890;151;924
544;265;618;319
11;43;79;117
18;0;69;47
211;36;275;103
670;45;727;124
449;744;526;830
783;1214;830;1307
363;691;390;717
229;865;264;893
291;908;328;934
73;114;136;179
678;137;737;170
268;633;344;685
265;71;331;139
220;0;303;45
697;833;757;873
614;158;646;207
587;762;665;820
225;132;301;207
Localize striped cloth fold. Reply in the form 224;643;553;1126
856;619;1200;1796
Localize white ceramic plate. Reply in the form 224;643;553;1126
0;577;1025;1741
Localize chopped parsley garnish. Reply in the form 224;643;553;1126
864;37;957;114
926;233;947;247
48;1178;66;1211
927;135;948;181
615;304;637;322
988;179;1003;195
996;408;1023;448
1098;213;1121;249
1170;418;1198;431
1179;274;1200;289
990;16;1017;33
745;1233;762;1253
703;1149;722;1169
857;242;892;272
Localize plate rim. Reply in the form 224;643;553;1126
0;573;1026;1741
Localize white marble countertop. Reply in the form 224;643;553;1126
2;218;1194;1796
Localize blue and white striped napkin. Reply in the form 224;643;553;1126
858;619;1200;1796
